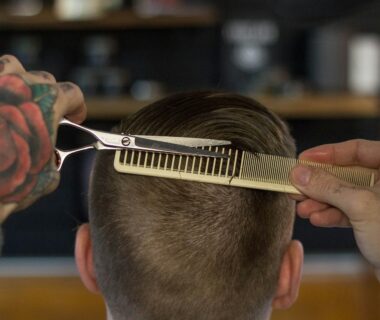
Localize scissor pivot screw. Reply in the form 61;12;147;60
122;137;130;146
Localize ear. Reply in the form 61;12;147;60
75;223;100;294
272;240;304;309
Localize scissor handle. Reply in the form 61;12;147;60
55;145;94;171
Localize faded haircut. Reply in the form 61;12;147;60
89;92;296;320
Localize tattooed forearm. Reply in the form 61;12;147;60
0;74;58;205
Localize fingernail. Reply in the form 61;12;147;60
292;166;311;186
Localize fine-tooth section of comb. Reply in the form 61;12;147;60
114;148;377;194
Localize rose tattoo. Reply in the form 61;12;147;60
0;75;57;203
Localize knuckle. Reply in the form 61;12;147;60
309;168;348;196
1;54;17;63
31;70;56;82
58;81;84;100
0;54;23;69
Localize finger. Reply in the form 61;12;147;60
309;208;351;227
0;203;17;223
0;55;26;74
297;199;330;218
55;82;87;124
299;139;380;168
29;71;57;83
288;193;307;201
290;165;376;222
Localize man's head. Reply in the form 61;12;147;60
76;92;303;320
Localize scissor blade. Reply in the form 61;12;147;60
134;135;231;148
134;137;229;158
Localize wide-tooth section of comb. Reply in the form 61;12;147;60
235;152;376;193
113;148;377;194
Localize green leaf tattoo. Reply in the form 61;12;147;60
31;83;58;136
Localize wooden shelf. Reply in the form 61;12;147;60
258;94;380;119
86;94;380;120
0;8;218;30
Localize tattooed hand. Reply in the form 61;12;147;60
0;55;86;222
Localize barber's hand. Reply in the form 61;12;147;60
0;55;86;221
289;139;380;269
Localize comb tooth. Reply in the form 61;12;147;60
274;155;279;183
238;151;245;179
271;154;275;183
363;171;369;186
211;147;218;176
151;153;155;169
123;150;128;165
264;154;269;182
205;151;210;175
225;149;232;177
257;153;262;181
253;153;258;181
198;151;203;175
338;165;344;182
260;154;265;182
286;157;291;183
254;153;260;181
284;157;291;184
276;155;280;183
279;155;284;182
157;153;161;169
251;153;256;181
130;151;135;166
143;151;148;168
245;152;251;180
164;154;169;170
218;147;225;177
170;154;175;171
191;155;195;174
185;155;189;173
254;153;259;181
350;168;355;184
231;149;239;178
242;152;248;180
258;154;262;180
247;152;252;179
249;152;254;180
178;155;183;172
137;151;142;167
351;169;356;184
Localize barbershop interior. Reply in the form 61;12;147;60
1;0;380;319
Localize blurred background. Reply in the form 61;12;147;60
0;0;380;319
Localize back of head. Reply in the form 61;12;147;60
89;92;296;320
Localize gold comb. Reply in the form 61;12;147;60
113;148;377;194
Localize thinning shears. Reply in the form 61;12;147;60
55;119;231;171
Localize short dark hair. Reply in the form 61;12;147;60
89;92;296;320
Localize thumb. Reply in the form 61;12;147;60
290;165;373;222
